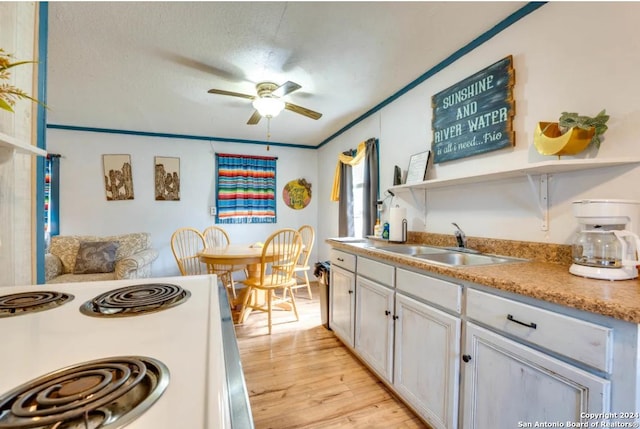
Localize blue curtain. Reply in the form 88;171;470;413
44;154;60;242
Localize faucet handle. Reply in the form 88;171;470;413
452;223;467;248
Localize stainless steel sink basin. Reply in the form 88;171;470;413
413;252;525;267
368;243;525;266
370;244;448;256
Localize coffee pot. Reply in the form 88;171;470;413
569;199;640;281
570;227;640;280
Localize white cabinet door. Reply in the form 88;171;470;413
329;265;356;347
462;322;611;429
355;275;394;382
394;293;461;429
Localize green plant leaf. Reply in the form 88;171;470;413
0;60;35;71
0;98;14;112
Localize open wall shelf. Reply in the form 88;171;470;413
389;158;640;192
0;131;46;156
389;158;640;232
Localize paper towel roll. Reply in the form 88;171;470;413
389;207;407;242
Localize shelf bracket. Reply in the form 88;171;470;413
527;173;549;231
408;188;427;214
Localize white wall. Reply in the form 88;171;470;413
46;3;640;272
47;129;318;277
317;2;640;260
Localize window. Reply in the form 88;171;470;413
351;161;365;238
332;138;379;238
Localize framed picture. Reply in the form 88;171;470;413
154;156;180;201
405;150;430;184
103;154;134;200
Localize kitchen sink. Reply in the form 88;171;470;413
368;243;525;266
370;244;448;256
413;251;525;267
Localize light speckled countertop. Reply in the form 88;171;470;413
328;233;640;324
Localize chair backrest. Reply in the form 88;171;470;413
259;228;302;286
297;224;315;267
170;227;206;276
203;226;230;249
202;225;233;274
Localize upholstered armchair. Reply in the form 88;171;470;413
45;232;158;283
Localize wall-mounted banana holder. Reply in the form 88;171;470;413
533;122;595;158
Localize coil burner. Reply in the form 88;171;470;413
0;356;169;429
80;283;191;317
0;291;74;318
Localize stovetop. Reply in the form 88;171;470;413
79;282;191;317
0;275;231;428
0;290;74;318
0;355;169;428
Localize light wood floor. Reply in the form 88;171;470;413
234;282;427;429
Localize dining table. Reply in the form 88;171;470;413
198;244;276;324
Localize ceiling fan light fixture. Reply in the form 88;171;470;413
252;97;285;118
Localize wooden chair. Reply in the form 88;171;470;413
239;228;303;334
287;224;315;299
202;225;246;299
170;227;207;276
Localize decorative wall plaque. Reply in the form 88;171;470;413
283;178;312;210
405;150;430;184
154;156;180;201
432;55;515;163
103;154;134;200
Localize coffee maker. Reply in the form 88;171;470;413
570;199;640;281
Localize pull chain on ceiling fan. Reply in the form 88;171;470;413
207;81;322;125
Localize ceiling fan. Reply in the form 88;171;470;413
207;81;322;125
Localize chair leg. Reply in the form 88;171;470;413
228;274;237;299
238;286;253;323
288;287;299;321
303;271;312;299
267;289;273;335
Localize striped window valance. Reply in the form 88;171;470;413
216;153;277;224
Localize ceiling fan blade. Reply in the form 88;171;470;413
247;110;262;125
284;102;322;120
272;81;302;98
207;88;255;100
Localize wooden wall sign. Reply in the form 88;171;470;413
431;55;515;163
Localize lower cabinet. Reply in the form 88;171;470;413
329;247;620;429
461;322;611;429
354;275;394;382
329;264;356;347
394;293;461;429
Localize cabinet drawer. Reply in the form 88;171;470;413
396;268;461;313
330;248;356;272
466;288;612;373
357;257;394;287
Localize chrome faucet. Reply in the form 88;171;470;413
452;223;467;248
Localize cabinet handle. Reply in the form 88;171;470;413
337;257;344;262
462;354;472;363
393;315;398;320
385;310;391;316
348;290;353;294
507;314;537;329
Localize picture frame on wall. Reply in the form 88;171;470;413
103;154;134;200
404;150;430;184
154;156;180;201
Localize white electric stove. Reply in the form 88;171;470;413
0;275;253;428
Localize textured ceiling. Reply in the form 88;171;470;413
46;2;528;147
